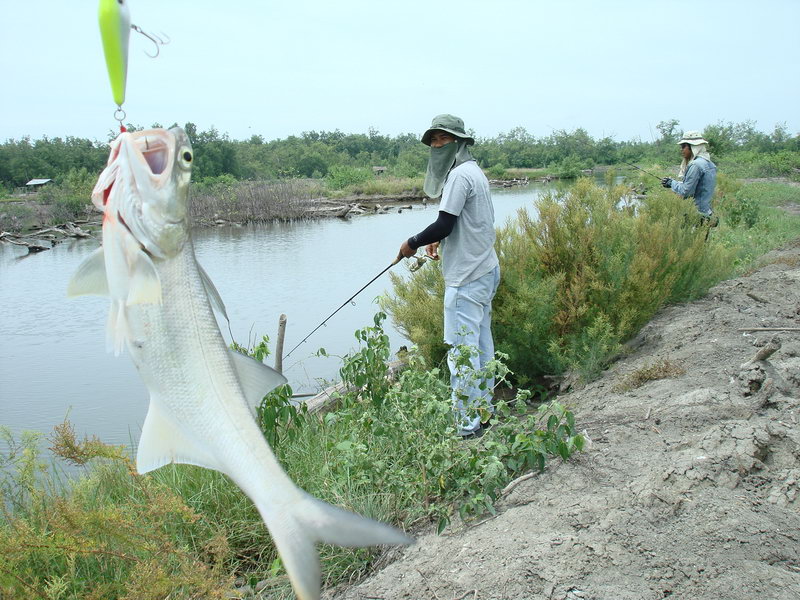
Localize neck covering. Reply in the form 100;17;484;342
678;143;712;178
423;139;474;198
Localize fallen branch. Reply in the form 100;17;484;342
741;337;782;368
746;292;769;303
501;472;537;496
739;327;800;332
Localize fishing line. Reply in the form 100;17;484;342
283;254;403;359
621;161;664;181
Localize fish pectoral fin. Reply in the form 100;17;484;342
136;399;222;474
228;349;287;416
67;247;109;297
127;252;162;305
198;263;229;321
106;300;130;356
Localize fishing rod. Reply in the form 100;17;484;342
622;161;664;182
282;253;404;359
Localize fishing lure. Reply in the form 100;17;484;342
98;0;168;130
98;0;131;110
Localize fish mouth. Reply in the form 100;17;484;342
134;133;171;175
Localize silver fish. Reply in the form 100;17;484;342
68;127;412;600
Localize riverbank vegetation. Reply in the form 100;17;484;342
1;320;583;598
385;178;800;387
1;119;797;232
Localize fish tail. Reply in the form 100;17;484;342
261;492;413;600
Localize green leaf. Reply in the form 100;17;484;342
436;516;450;535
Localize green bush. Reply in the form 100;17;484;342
487;163;506;178
326;165;373;191
385;179;737;384
36;168;95;224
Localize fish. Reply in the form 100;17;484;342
98;0;131;107
67;127;413;600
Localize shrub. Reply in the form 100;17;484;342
325;166;373;191
385;179;737;385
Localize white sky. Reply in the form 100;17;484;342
1;0;798;143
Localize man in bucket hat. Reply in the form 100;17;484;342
397;114;500;438
661;130;718;219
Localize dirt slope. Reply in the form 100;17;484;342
327;239;800;600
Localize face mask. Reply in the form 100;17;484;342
423;141;458;198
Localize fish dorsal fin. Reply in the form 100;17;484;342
228;349;287;416
67;247;109;297
198;263;229;321
136;398;222;474
127;251;161;305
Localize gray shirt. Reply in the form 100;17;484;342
439;160;499;287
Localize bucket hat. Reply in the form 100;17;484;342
421;114;475;146
677;131;709;145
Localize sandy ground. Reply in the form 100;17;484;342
326;238;800;600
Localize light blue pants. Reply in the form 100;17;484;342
444;266;500;435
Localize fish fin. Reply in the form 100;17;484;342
67;247;109;297
136;399;222;474
127;252;162;305
106;300;129;356
198;263;229;321
228;349;287;416
260;492;413;600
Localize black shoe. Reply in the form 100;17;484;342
458;426;484;440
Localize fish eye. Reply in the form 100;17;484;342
178;148;193;169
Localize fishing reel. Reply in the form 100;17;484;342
408;253;432;272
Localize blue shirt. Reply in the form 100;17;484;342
669;156;717;215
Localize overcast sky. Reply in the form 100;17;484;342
1;0;798;144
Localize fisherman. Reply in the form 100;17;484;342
661;131;718;224
397;114;500;438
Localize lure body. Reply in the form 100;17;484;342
98;0;131;106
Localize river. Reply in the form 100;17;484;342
0;184;552;455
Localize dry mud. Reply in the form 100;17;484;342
327;239;800;600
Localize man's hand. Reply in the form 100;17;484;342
661;177;673;189
425;242;440;260
399;239;416;259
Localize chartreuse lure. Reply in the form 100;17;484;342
98;0;131;109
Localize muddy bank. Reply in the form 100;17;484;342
326;239;800;600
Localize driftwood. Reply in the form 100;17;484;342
0;222;93;253
296;359;406;415
0;233;51;252
489;177;530;188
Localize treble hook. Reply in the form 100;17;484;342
131;24;170;58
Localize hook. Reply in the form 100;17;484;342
131;24;169;58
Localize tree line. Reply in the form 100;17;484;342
1;119;797;190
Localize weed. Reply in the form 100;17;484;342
613;358;687;392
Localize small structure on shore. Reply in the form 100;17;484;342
24;179;53;194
